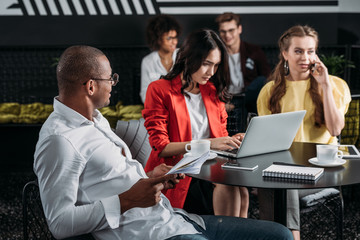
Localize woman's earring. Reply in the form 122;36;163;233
283;60;290;76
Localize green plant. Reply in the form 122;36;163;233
319;53;355;77
51;57;59;67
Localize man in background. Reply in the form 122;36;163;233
216;12;271;134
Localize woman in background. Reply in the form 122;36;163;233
143;29;249;218
257;25;351;240
140;14;181;103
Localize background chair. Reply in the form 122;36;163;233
226;93;247;136
300;188;344;240
115;118;151;167
22;180;95;240
23;180;54;240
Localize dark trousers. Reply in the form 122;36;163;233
166;215;293;240
183;178;214;215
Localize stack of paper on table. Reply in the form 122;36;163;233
262;164;324;181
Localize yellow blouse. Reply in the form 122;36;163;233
257;75;351;144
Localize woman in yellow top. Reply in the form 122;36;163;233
256;25;351;240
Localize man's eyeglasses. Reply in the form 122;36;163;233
83;73;119;86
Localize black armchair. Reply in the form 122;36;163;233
22;180;95;240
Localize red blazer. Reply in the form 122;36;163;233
142;75;228;208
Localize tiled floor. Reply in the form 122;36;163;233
0;171;35;240
248;187;360;240
1;170;360;240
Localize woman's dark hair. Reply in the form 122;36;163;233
146;14;182;50
163;29;231;102
268;25;324;127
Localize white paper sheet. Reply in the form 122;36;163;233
166;151;210;175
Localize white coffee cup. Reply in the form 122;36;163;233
185;140;210;157
316;145;344;163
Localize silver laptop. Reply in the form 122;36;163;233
212;110;306;158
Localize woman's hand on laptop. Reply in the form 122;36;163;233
209;136;241;150
232;133;245;142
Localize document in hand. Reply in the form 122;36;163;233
262;164;324;181
166;151;210;175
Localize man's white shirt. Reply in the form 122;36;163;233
34;98;203;239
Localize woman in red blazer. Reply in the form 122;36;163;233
142;29;249;217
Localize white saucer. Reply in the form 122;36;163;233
207;152;217;160
308;157;346;167
184;152;217;160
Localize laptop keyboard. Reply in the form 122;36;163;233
226;148;238;154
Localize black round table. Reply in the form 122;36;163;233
189;142;360;228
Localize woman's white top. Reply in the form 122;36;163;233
140;49;178;103
184;91;210;140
